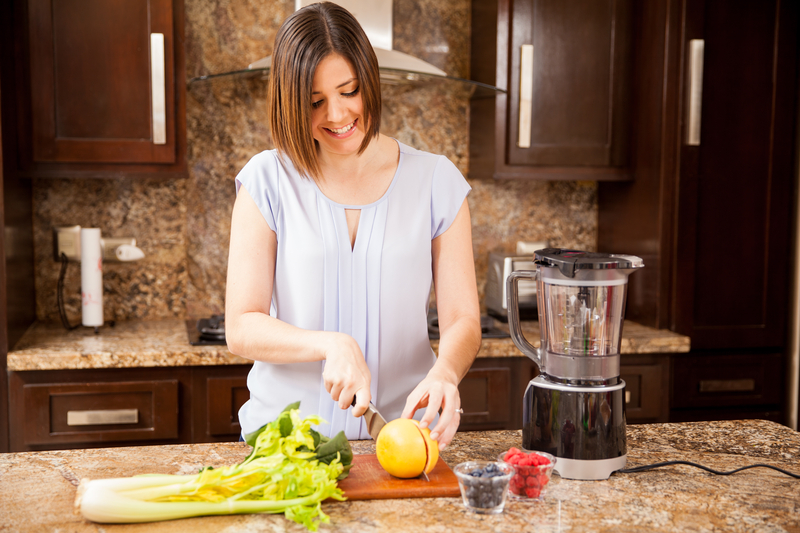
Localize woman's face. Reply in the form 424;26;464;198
310;53;366;158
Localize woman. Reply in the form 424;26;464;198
225;2;480;450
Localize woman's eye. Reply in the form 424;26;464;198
311;100;323;109
343;86;360;98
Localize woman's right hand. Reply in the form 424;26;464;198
321;332;372;417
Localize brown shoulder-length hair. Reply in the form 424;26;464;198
268;2;381;179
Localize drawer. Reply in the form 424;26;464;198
671;352;783;409
21;380;179;446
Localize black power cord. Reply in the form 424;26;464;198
618;461;800;479
58;252;79;331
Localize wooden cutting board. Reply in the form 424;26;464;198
333;454;461;500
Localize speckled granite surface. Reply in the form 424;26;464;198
434;318;690;358
1;420;797;532
7;319;248;371
8;318;688;371
32;0;598;325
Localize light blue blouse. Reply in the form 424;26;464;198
234;140;471;439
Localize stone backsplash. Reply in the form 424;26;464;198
31;0;596;325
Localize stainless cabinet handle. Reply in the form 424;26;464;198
685;39;705;146
517;44;534;148
67;409;139;426
150;33;167;145
698;379;755;393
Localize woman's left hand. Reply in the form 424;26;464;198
401;368;462;450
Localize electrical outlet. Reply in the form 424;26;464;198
102;238;137;262
53;226;81;261
53;228;138;262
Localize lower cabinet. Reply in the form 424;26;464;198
8;352;690;451
8;365;251;452
458;357;538;431
191;366;250;443
457;354;672;432
620;354;670;424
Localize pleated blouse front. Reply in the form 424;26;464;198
234;140;471;439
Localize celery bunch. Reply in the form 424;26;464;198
75;403;352;531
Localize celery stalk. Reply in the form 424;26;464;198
74;404;351;531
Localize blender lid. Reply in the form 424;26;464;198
534;248;644;278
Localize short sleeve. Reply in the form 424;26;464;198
234;151;280;234
431;156;471;239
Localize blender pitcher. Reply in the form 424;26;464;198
507;248;643;480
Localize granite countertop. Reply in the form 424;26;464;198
7;318;690;371
0;420;797;532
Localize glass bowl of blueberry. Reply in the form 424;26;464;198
498;448;556;501
453;461;515;514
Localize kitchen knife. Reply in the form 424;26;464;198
351;398;387;440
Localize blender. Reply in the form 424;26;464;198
507;248;643;480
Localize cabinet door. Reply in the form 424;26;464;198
458;357;537;431
192;366;251;443
508;0;632;167
673;0;798;349
470;0;633;180
620;355;670;424
27;0;177;164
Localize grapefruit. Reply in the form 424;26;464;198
376;419;439;478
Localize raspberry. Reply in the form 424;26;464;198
525;487;540;498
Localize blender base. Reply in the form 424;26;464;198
522;376;627;480
552;455;627;480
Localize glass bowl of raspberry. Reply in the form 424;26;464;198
498;448;556;501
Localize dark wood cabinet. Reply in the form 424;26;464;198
469;0;634;180
7;365;253;452
0;0;38;453
672;0;797;350
620;355;670;424
598;0;799;423
192;366;250;443
458;353;670;431
458;357;537;431
8;368;192;451
14;0;186;177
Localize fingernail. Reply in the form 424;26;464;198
438;442;447;450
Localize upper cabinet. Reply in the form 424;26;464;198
469;0;633;180
16;0;186;178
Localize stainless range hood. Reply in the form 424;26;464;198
188;0;503;95
249;0;449;82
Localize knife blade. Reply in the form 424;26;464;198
351;398;387;440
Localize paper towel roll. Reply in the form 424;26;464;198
80;228;103;327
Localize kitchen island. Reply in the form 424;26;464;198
1;419;797;532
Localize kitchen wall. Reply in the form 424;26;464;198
31;0;597;325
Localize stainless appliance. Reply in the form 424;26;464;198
187;315;226;346
507;249;643;480
485;253;538;321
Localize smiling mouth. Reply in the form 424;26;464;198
325;119;356;135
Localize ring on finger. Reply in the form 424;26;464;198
455;408;464;414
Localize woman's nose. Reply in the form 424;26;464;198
326;97;345;122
